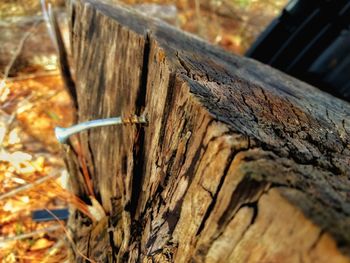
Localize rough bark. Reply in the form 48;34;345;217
64;0;350;262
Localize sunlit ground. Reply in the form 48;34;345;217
0;0;286;261
0;73;74;262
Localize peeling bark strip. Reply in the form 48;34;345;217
66;0;350;262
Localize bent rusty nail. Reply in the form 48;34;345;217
55;115;147;144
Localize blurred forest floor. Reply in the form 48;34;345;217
0;0;286;262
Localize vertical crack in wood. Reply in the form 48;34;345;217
130;32;151;219
156;71;177;151
195;150;237;236
87;130;101;203
108;217;117;263
123;32;152;261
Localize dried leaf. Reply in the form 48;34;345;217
30;238;54;251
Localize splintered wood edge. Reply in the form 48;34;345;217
67;0;350;261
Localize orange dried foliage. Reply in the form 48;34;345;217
0;73;74;262
120;0;288;54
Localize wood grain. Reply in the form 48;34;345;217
65;0;350;262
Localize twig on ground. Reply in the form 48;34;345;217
1;20;40;83
5;70;59;82
0;170;62;201
0;20;41;141
0;224;61;245
44;208;97;263
42;239;65;263
50;180;95;221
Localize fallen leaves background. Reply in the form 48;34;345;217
0;0;286;261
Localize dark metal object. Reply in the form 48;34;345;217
246;0;350;101
32;208;69;222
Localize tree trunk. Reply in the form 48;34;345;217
63;0;350;262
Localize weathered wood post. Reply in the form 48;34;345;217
63;0;350;262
